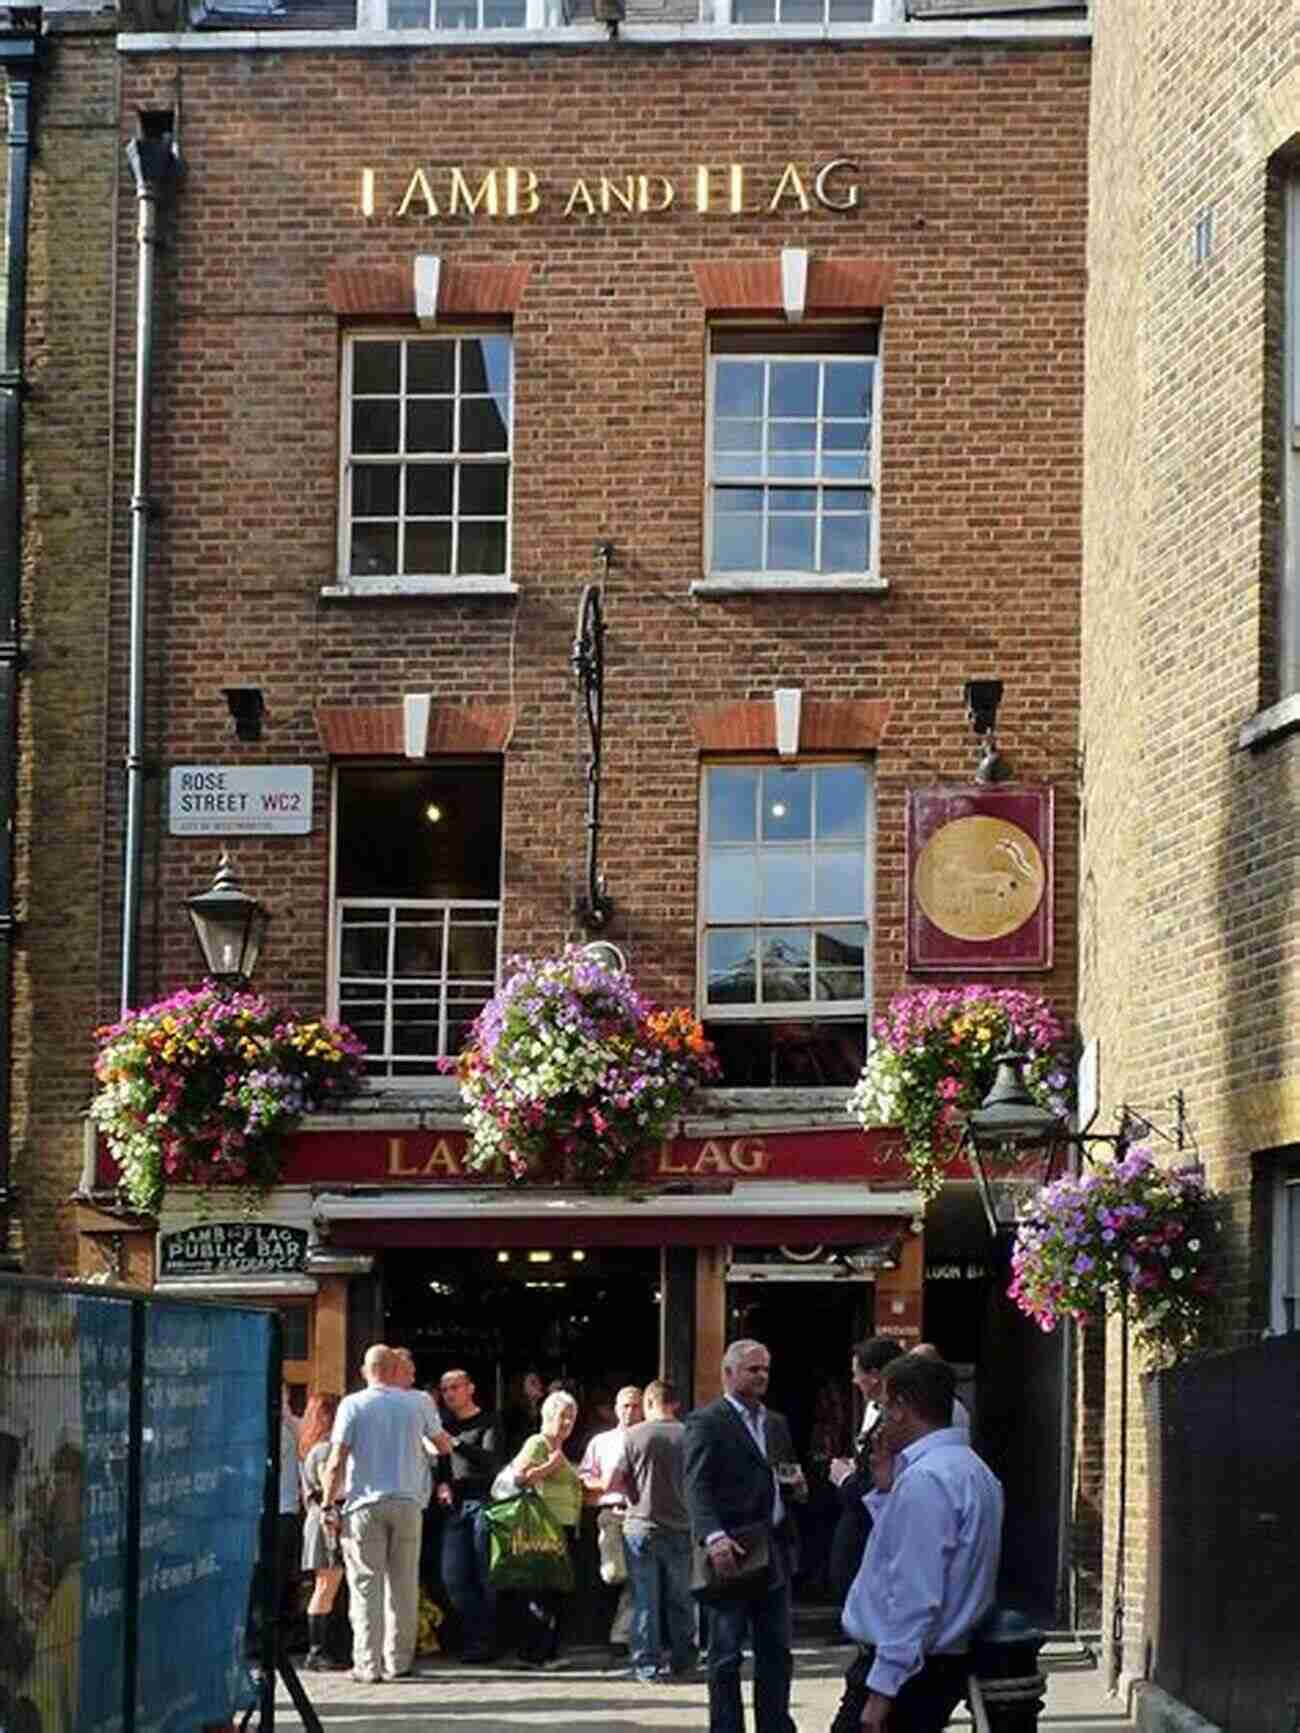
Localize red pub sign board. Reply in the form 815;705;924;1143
95;1123;926;1191
275;1124;915;1186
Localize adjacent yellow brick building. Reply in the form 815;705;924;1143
1082;2;1299;1725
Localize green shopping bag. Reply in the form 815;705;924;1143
481;1489;575;1593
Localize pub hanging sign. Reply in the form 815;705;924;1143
160;1221;309;1279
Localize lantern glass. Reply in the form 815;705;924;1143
185;854;270;988
965;1052;1069;1236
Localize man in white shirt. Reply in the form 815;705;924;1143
835;1354;1002;1733
579;1384;643;1649
320;1344;448;1684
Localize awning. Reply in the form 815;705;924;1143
153;1275;320;1299
311;1183;921;1250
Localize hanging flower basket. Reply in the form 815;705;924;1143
846;985;1073;1202
91;986;368;1214
445;948;719;1189
1008;1148;1220;1368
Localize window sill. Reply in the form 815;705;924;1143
321;577;520;600
119;18;1093;53
691;575;889;597
684;1086;856;1135
1238;693;1300;751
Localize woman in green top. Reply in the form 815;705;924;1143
510;1389;581;1666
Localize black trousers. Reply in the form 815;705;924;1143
829;1648;968;1733
514;1529;579;1663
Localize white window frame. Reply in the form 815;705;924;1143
338;328;513;592
696;758;875;1023
1269;1159;1300;1334
1281;176;1300;702
357;0;554;26
704;331;882;588
327;764;504;1084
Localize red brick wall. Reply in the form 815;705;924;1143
101;36;1088;1035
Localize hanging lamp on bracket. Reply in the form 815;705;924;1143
571;545;614;931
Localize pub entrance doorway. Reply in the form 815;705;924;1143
726;1272;872;1601
380;1244;661;1444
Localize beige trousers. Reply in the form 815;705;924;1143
341;1497;423;1678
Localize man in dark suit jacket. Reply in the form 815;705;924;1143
684;1338;804;1733
827;1336;903;1603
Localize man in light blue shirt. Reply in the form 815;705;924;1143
834;1355;1002;1732
321;1344;448;1683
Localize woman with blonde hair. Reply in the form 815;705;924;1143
510;1388;582;1668
298;1391;346;1671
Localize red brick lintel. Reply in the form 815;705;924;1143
692;257;895;316
691;699;892;753
326;261;532;318
315;703;516;756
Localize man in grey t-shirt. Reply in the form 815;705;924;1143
321;1344;448;1682
611;1379;696;1684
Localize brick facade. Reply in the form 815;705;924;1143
91;33;1088;1031
9;18;120;1274
11;1;1092;1617
1082;0;1300;1696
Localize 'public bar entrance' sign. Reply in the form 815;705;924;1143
160;1221;310;1278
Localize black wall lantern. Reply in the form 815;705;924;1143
964;1050;1192;1239
963;677;1011;785
571;548;614;931
185;851;270;989
962;1051;1070;1237
222;685;265;742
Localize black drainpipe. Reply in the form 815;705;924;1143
120;108;178;1018
0;8;42;1270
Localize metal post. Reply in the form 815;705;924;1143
122;1297;146;1733
259;1314;282;1731
1109;1283;1130;1691
969;1609;1047;1733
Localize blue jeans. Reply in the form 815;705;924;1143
623;1522;696;1680
705;1564;795;1733
440;1500;496;1656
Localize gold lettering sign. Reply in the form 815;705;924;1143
386;1135;471;1178
360;160;862;221
653;1137;770;1177
449;168;501;217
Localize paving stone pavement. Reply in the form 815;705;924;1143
272;1637;1136;1733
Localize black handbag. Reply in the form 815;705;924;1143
690;1521;772;1600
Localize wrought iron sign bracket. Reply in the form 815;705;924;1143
572;548;614;931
